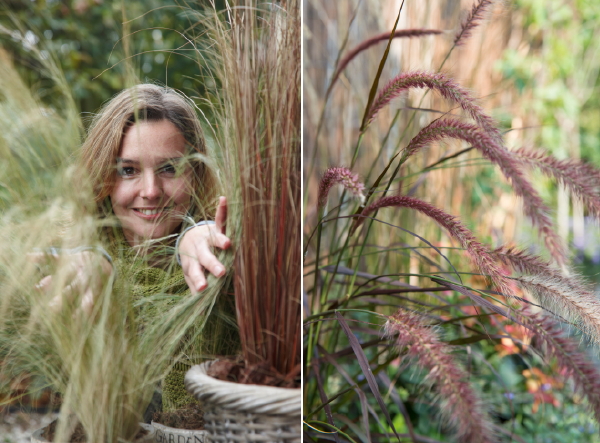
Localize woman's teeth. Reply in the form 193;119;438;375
137;208;169;215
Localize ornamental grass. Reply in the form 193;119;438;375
304;1;600;441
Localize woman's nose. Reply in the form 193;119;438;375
140;171;162;199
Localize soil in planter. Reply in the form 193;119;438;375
207;357;301;388
152;402;204;430
40;419;149;442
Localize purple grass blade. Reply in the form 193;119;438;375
432;278;531;331
335;312;401;442
310;357;341;443
332;29;443;86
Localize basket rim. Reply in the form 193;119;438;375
184;361;300;416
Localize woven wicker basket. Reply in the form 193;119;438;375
185;361;300;443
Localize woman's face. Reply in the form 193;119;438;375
110;119;193;246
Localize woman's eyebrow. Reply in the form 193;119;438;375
115;158;138;164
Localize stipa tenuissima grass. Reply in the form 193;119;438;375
385;309;495;443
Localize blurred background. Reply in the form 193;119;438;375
304;0;600;278
1;0;227;119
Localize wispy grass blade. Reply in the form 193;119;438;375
359;195;509;293
359;0;405;132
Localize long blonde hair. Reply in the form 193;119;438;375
79;84;218;224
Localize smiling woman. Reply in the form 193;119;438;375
76;83;231;294
31;83;239;416
111;120;193;246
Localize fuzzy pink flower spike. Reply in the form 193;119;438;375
520;308;600;422
385;310;495;443
365;71;500;141
454;0;494;47
400;118;566;264
318;167;365;209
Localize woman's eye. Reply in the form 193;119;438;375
159;163;177;175
117;166;136;177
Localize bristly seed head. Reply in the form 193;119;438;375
454;0;494;47
318;167;365;209
519;307;600;423
385;309;495;443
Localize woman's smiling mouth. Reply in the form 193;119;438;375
133;207;172;218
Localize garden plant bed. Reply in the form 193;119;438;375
207;358;300;388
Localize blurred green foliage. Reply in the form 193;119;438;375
497;0;600;164
0;0;225;118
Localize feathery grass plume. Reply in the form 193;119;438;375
385;309;495;443
400;118;565;263
365;71;501;140
207;0;301;379
454;0;494;47
318;167;365;208
358;195;510;294
513;274;600;344
519;308;600;422
492;245;600;316
491;245;560;277
332;29;443;86
513;146;600;218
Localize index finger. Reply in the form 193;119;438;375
215;196;227;235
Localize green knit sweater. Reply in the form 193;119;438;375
106;230;238;411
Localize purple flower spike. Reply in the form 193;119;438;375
385;309;495;443
318;167;365;209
